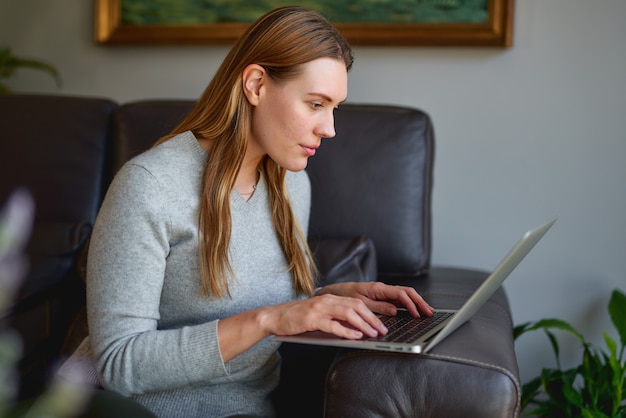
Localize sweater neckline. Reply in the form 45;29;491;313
231;175;266;210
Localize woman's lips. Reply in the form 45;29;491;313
301;145;317;156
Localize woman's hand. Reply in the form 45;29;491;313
263;293;387;340
218;292;389;362
264;282;434;339
315;282;435;319
217;282;433;363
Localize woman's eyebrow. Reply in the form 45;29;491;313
308;92;347;105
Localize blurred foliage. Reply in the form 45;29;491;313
121;0;488;25
1;190;89;417
0;47;62;94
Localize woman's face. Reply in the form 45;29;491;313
247;57;348;172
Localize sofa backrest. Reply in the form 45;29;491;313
0;94;117;224
307;104;434;279
113;100;194;173
114;101;434;279
0;93;117;323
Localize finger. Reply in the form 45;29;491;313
372;284;434;318
352;284;412;317
310;295;384;338
339;303;385;337
329;319;368;340
316;314;378;340
364;300;400;317
405;288;435;316
401;289;435;317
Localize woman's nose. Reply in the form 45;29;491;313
316;111;336;139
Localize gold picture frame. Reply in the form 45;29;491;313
95;0;514;47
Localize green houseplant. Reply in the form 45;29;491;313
0;47;61;94
514;289;626;417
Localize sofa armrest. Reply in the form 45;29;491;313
9;221;91;311
322;267;521;418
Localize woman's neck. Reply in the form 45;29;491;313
235;150;263;200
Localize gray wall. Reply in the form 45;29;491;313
2;0;625;385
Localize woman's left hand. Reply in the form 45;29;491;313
315;282;435;318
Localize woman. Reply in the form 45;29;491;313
87;6;433;417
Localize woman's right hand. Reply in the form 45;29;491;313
217;294;386;363
263;293;387;340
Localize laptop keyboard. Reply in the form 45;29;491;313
368;310;454;343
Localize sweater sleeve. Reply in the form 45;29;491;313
86;163;228;397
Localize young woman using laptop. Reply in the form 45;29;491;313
85;7;434;417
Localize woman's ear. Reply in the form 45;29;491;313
242;64;266;106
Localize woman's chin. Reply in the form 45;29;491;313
281;158;310;172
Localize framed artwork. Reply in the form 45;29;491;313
95;0;514;47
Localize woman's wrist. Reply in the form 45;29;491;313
253;305;275;338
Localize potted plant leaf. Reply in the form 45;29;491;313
514;289;626;417
0;47;62;94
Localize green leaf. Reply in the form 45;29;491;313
513;322;531;340
604;332;618;359
581;347;604;408
546;330;562;367
521;376;543;410
581;408;611;418
602;332;625;416
516;318;587;370
541;367;580;414
562;379;584;407
609;289;626;348
516;318;586;344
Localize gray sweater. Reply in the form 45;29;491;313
86;131;311;417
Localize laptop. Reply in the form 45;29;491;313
275;218;557;354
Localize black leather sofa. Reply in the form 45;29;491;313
0;94;520;417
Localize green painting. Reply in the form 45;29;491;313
96;0;512;47
121;0;489;26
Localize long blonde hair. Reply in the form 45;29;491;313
158;7;353;298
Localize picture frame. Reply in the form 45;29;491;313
95;0;514;47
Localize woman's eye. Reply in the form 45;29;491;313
310;102;323;110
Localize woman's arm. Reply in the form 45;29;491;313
217;283;434;362
88;163;225;396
